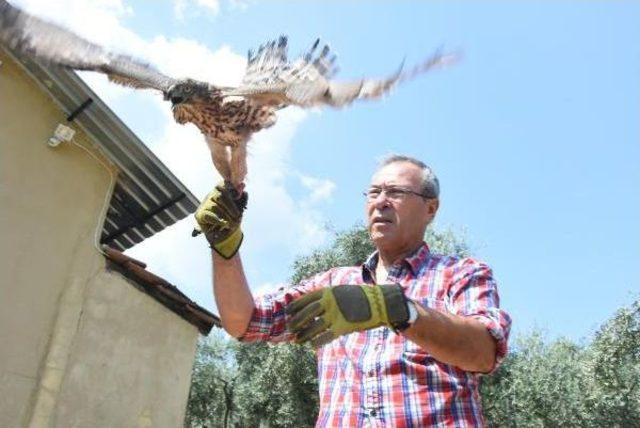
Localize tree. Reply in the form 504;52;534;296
232;342;319;428
185;331;238;428
480;332;593;427
583;298;640;426
291;223;469;283
480;298;640;428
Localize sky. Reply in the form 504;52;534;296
14;0;640;343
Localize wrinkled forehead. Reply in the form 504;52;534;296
370;161;423;187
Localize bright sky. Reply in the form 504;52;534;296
15;1;640;342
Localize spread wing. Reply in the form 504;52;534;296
223;36;458;108
222;36;338;107
324;48;459;106
0;0;176;92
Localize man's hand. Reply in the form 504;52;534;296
285;284;412;347
193;181;248;259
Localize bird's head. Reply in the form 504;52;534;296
165;79;216;123
166;79;212;104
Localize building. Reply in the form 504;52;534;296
0;44;219;427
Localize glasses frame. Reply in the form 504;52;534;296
363;186;434;202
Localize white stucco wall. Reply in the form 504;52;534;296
1;51;201;428
54;268;199;428
0;50;114;427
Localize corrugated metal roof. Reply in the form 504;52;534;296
2;46;199;250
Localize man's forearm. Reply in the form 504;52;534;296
212;251;255;338
403;303;497;373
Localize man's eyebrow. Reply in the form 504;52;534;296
368;184;405;188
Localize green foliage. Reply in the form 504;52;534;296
291;223;469;283
481;298;640;428
481;333;592;427
290;224;372;284
233;342;319;428
185;331;238;428
424;226;470;257
583;299;640;426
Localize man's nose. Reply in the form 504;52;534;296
370;192;391;207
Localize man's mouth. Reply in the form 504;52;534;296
372;217;393;226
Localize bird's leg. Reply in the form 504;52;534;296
208;137;232;182
229;142;248;196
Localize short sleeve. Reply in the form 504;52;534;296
447;259;512;372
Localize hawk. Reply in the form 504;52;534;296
0;0;457;192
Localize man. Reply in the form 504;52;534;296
195;155;511;427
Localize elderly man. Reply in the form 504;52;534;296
196;155;511;427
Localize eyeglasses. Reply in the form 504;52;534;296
363;186;433;202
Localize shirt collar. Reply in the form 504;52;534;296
361;242;431;281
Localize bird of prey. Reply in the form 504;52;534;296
0;0;457;192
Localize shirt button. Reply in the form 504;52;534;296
370;409;377;417
368;369;375;377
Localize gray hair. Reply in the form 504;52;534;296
378;154;440;198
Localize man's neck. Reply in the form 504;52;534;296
376;240;423;272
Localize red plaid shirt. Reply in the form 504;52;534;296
241;243;511;427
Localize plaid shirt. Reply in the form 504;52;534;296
241;243;511;427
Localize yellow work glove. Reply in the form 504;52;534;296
193;182;247;259
285;284;412;347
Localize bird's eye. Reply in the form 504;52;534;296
184;87;193;93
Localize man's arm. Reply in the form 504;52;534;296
286;261;510;371
403;260;510;373
402;305;497;373
286;283;497;368
193;182;255;338
212;252;254;338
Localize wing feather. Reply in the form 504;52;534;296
326;49;459;106
223;36;457;108
0;0;176;92
224;37;338;106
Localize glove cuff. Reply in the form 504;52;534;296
379;284;411;331
212;227;243;259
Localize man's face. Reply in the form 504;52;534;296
365;161;439;253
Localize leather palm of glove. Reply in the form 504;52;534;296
193;182;247;259
285;284;412;347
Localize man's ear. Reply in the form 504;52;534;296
426;198;439;221
427;198;439;215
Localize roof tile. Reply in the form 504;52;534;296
102;246;220;335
